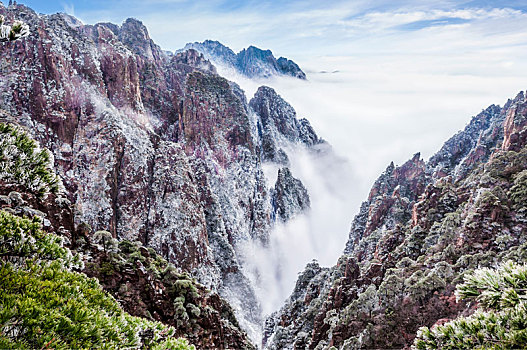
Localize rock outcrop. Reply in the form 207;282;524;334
249;86;322;164
181;40;307;80
271;167;310;221
264;91;527;349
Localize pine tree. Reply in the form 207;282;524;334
0;123;61;198
0;14;29;42
414;261;527;349
0;210;196;349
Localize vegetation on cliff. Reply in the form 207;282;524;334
415;261;527;349
82;233;255;349
0;14;29;42
0;123;60;198
0;210;194;349
0;123;195;349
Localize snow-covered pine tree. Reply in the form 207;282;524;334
414;260;527;349
0;14;29;42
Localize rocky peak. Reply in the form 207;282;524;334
96;21;119;33
173;49;217;74
250;86;318;143
182;71;254;154
277;56;306;79
84;18;162;64
392;152;427;200
366;153;426;203
250;86;298;140
249;86;321;164
181;39;237;67
57;13;83;28
429;104;503;179
345;152;427;255
502;91;527;151
271;167;310;221
118;18;157;61
297;118;320;146
236;46;278;78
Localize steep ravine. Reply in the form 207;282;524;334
2;3;527;349
264;92;527;349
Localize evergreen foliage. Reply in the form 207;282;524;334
414;261;527;349
0;123;61;198
0;15;29;42
0;210;195;349
0;211;80;268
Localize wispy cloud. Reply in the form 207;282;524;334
61;2;75;16
69;1;527;62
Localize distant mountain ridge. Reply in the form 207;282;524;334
179;40;307;80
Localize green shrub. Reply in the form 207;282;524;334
0;211;195;349
0;210;81;269
414;261;527;349
0;123;61;198
92;230;118;253
0;15;30;42
509;170;527;211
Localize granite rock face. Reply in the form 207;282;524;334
0;114;253;349
181;40;307;80
0;4;318;343
265;91;527;349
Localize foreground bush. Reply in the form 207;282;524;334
0;211;194;349
0;123;60;198
414;261;527;349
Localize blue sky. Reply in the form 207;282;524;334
18;0;527;15
15;1;527;55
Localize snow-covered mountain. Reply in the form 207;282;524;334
180;40;306;80
0;4;319;344
2;3;527;350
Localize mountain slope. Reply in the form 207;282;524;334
264;92;527;349
0;123;196;349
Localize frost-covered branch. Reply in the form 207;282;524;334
0;15;29;42
414;261;527;349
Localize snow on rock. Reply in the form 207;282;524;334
180;40;307;80
0;4;325;345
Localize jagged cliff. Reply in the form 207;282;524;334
0;3;320;344
264;93;527;349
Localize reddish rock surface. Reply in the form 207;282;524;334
0;3;320;343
